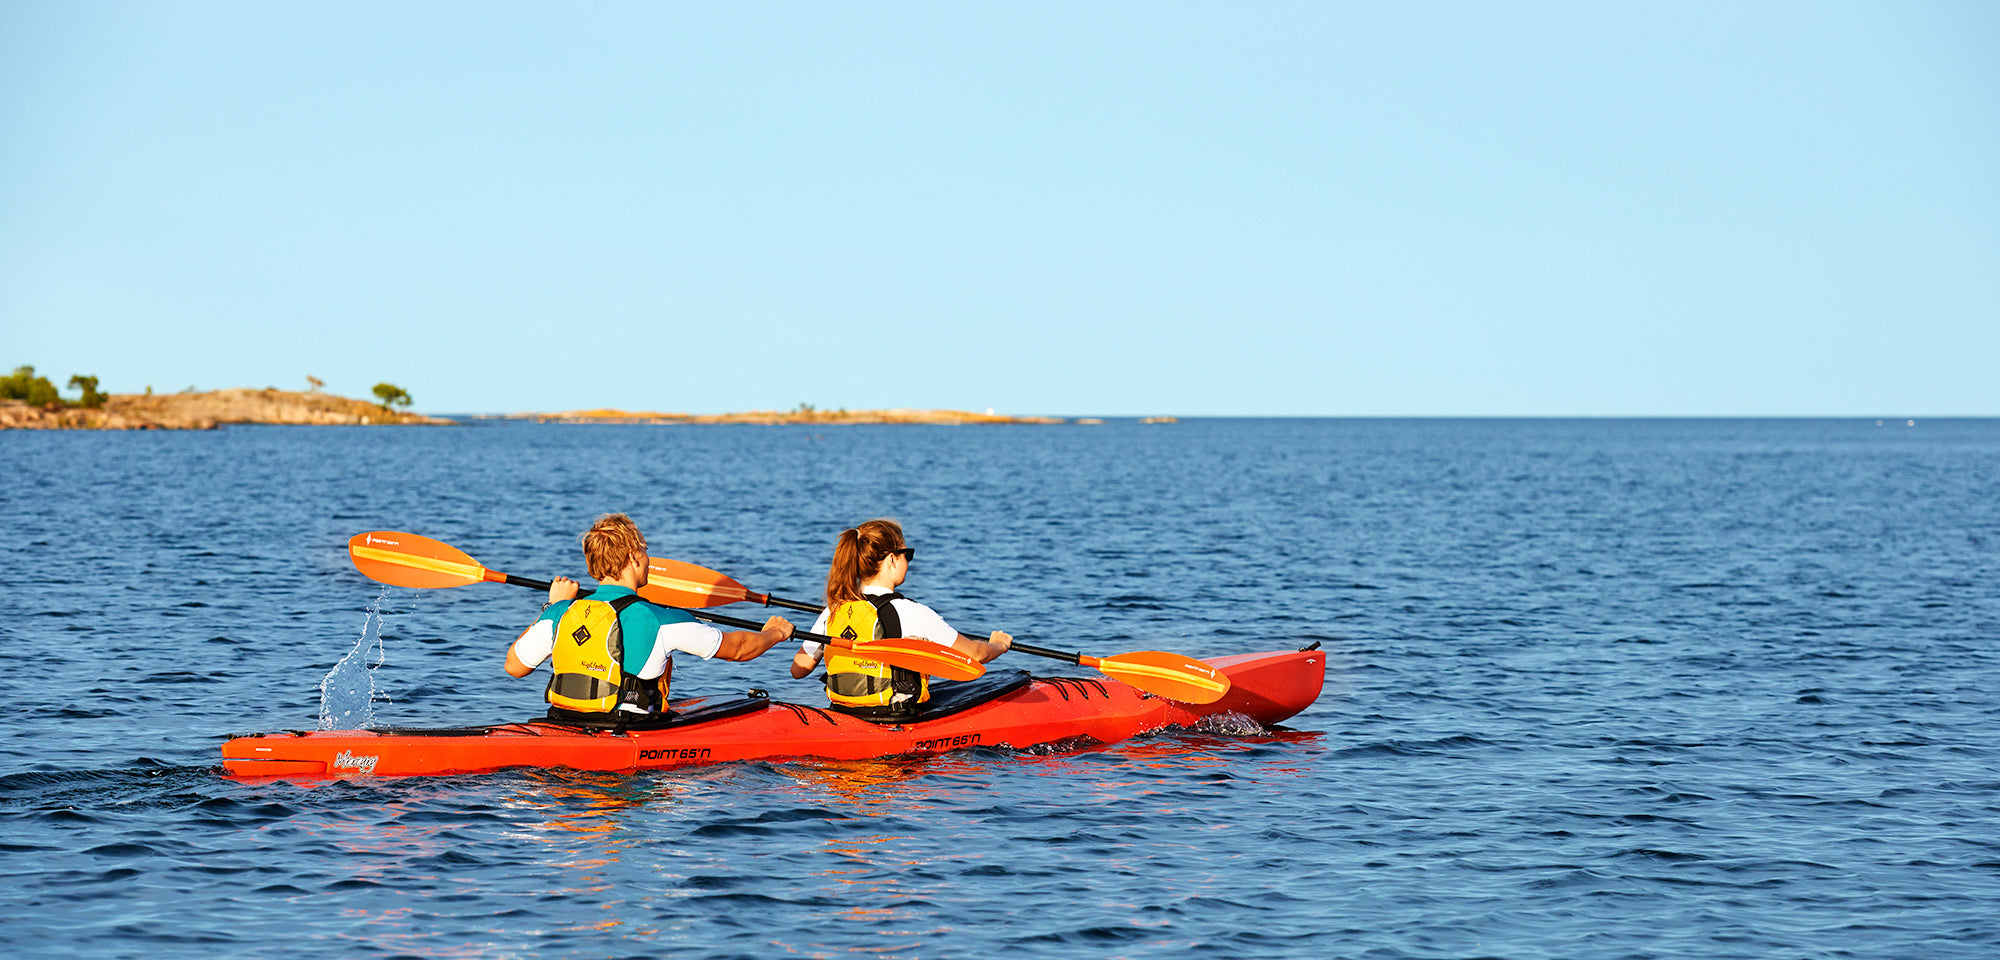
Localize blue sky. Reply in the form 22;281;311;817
3;2;1994;416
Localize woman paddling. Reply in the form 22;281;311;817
789;518;1011;721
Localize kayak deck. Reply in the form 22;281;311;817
222;647;1325;779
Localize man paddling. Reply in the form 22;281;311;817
505;513;795;722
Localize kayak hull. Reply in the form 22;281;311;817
221;648;1325;779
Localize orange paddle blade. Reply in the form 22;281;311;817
837;637;985;682
641;557;756;608
1084;650;1232;704
348;531;494;589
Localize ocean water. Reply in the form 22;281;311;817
2;418;1996;959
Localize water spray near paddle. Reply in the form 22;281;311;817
316;586;393;730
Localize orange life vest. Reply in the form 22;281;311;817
546;594;659;714
823;592;926;714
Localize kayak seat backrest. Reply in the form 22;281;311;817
668;696;772;727
908;670;1033;723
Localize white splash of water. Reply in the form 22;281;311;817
317;587;395;730
1192;711;1266;736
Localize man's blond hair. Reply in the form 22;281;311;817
581;513;648;581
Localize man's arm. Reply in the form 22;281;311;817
504;645;536;677
504;577;578;677
714;616;797;662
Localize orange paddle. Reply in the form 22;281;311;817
347;531;984;682
637;555;1231;704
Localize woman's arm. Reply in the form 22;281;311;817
951;630;1012;663
789;644;822;678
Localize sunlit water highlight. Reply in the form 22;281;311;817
2;418;1997;959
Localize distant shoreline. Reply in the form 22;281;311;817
0;390;1178;430
490;407;1072;426
1;388;449;430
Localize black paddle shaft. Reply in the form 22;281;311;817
1005;641;1084;664
722;583;1083;664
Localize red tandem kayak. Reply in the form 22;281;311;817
221;647;1325;778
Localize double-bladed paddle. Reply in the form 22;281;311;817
346;531;984;681
630;556;1231;704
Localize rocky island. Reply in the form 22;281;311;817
1;373;1103;430
1;387;450;430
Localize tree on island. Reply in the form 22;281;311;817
2;366;59;406
1;367;106;409
1;366;75;408
66;375;106;409
306;375;325;392
372;383;413;411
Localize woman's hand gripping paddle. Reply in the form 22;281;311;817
637;555;1231;704
346;532;984;681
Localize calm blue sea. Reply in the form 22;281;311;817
3;418;1997;959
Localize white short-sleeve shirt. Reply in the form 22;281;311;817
801;585;960;657
511;617;722;680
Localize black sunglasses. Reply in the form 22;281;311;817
892;548;915;561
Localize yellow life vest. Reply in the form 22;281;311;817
824;592;927;713
546;594;656;714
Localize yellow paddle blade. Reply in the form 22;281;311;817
1090;650;1232;704
348;531;492;589
642;557;754;608
849;638;986;682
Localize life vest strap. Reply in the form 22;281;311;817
828;701;923;724
550;673;620;702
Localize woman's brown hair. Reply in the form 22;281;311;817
825;518;905;607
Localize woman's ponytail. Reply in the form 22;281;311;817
826;527;862;607
825;518;905;607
